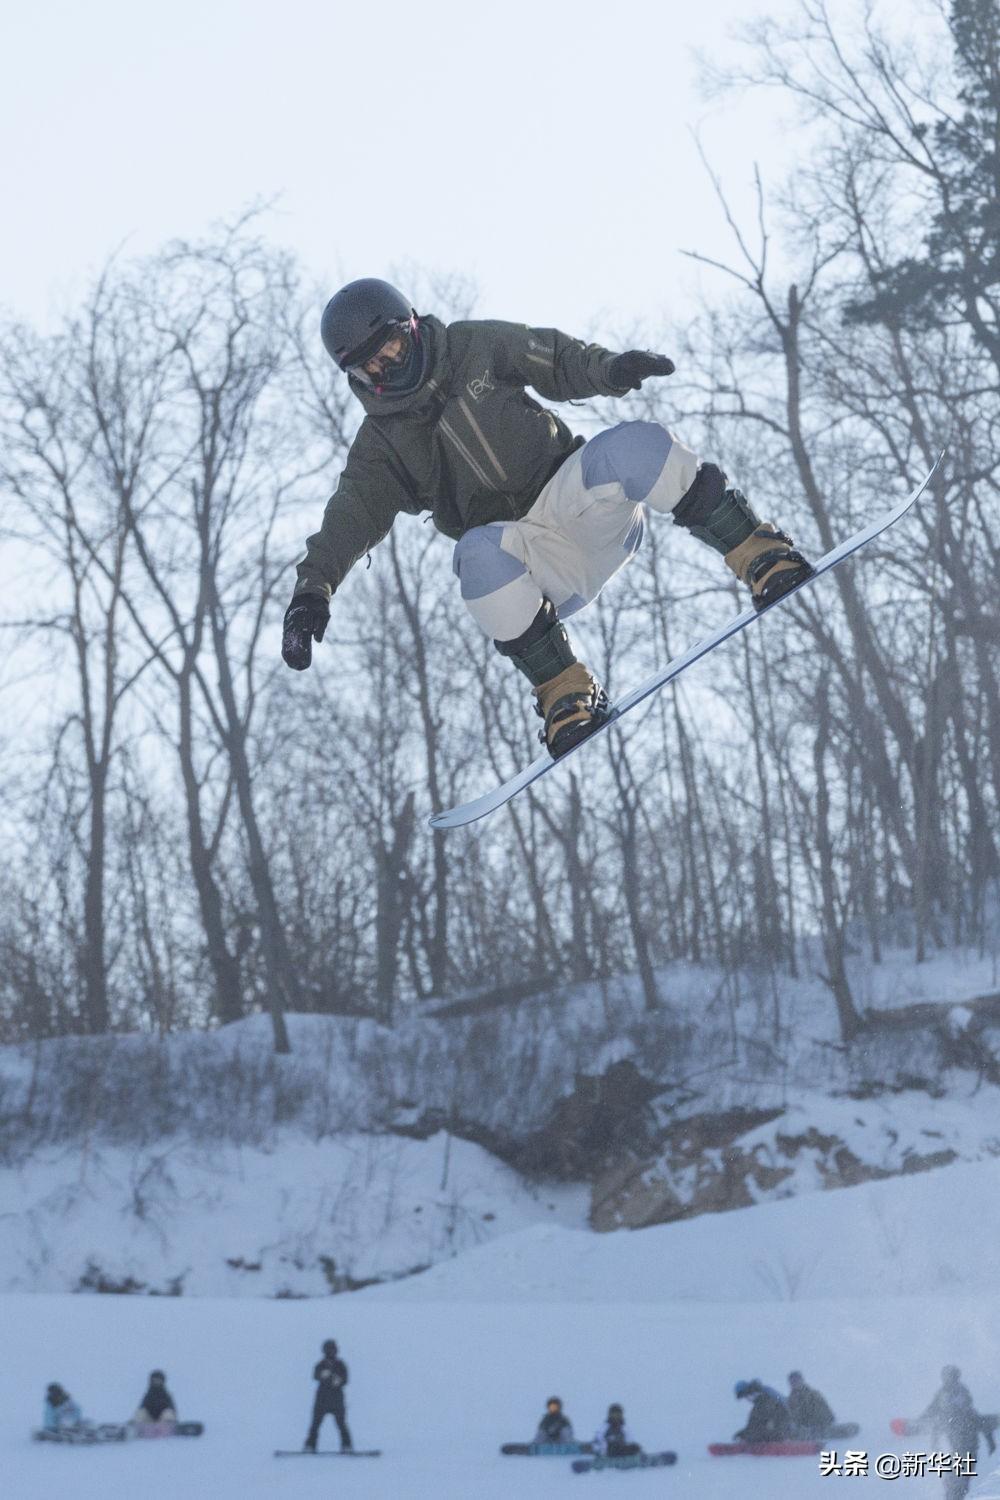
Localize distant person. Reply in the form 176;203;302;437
304;1339;352;1453
534;1395;574;1444
734;1379;793;1442
920;1366;985;1500
134;1369;177;1425
42;1383;82;1433
592;1402;640;1458
787;1370;836;1438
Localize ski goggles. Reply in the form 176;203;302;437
343;315;419;390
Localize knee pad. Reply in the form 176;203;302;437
580;421;673;503
672;464;760;556
452;525;527;600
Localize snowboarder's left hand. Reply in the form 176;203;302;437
609;350;676;390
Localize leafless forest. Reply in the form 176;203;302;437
1;2;997;1060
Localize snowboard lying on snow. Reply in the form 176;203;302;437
34;1420;203;1444
502;1441;594;1455
709;1439;823;1456
890;1415;997;1438
572;1449;677;1473
274;1447;381;1457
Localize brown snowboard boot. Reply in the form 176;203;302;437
534;662;611;758
725;524;814;611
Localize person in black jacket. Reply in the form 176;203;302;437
304;1340;352;1453
533;1396;574;1444
786;1370;835;1438
134;1369;177;1424
734;1380;793;1442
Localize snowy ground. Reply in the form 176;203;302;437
6;1161;1000;1499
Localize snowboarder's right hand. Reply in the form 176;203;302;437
282;594;330;671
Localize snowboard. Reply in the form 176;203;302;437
33;1423;129;1444
502;1441;594;1455
572;1449;677;1473
274;1448;381;1457
709;1439;822;1456
429;455;942;830
134;1420;204;1438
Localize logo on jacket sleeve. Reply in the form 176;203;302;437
467;368;496;402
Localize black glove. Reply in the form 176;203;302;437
282;593;330;671
609;350;676;391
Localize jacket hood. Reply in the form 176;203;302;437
349;316;450;418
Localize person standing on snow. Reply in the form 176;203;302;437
283;280;813;757
920;1366;988;1500
533;1395;575;1444
592;1402;640;1457
304;1339;352;1453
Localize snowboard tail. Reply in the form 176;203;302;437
430;455;942;829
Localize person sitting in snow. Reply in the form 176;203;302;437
42;1383;83;1433
593;1402;640;1457
733;1379;793;1442
533;1395;574;1444
786;1370;836;1439
134;1369;177;1425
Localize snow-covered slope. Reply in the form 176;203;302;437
5;1157;1000;1499
0;1132;586;1296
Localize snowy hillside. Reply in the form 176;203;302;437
0;1132;585;1296
6;1159;1000;1499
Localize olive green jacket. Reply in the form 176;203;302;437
294;317;627;601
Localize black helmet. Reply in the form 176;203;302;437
608;1402;624;1418
322;1339;339;1356
546;1396;563;1411
320;277;426;395
150;1370;166;1383
46;1383;66;1401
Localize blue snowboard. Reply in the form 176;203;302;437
429;456;941;830
572;1449;677;1473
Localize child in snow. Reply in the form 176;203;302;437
134;1369;177;1425
533;1396;574;1443
593;1403;640;1457
42;1383;83;1433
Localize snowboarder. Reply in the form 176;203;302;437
304;1339;352;1453
786;1370;836;1438
593;1402;640;1458
734;1379;794;1442
920;1366;987;1499
283;280;813;758
533;1396;575;1444
134;1369;177;1425
42;1383;83;1434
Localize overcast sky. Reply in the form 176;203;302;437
1;0;818;346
